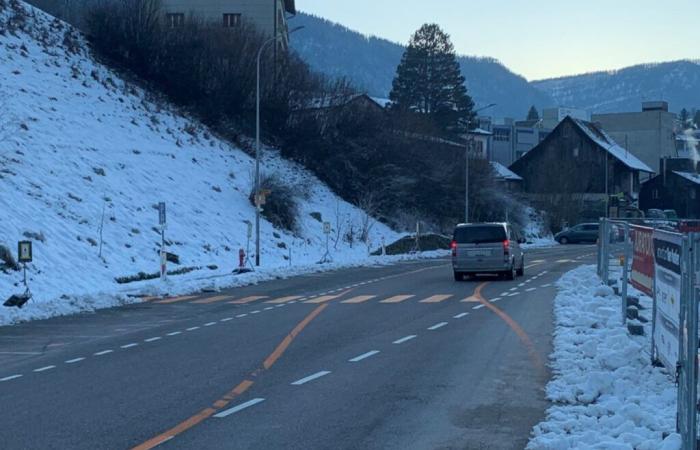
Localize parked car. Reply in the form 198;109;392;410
554;223;599;244
451;223;525;281
664;209;678;220
646;209;666;219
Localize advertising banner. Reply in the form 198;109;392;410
631;226;654;296
652;230;683;371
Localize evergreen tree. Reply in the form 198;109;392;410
526;105;540;121
679;108;689;127
389;23;474;135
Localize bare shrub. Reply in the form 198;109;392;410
250;172;299;233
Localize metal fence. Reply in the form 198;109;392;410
596;218;700;449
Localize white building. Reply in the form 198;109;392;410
160;0;296;48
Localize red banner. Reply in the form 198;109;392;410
631;225;654;296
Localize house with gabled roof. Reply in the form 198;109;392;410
509;116;654;225
640;158;700;218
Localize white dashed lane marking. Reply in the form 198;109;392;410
291;371;331;386
490;297;502;302
428;322;448;330
221;317;234;322
214;398;266;418
472;304;485;310
121;343;138;349
145;337;162;342
349;350;380;362
33;365;56;373
393;335;417;344
65;357;85;364
204;322;216;327
186;326;200;331
525;288;537;292
94;350;113;356
453;312;469;319
235;314;247;318
166;331;182;336
0;375;22;382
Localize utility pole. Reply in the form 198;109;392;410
254;26;304;266
465;103;496;223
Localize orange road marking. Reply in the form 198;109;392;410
304;290;351;304
341;295;376;304
420;294;452;303
192;295;233;304
461;282;487;302
154;295;197;304
380;295;414;304
265;295;303;304
230;296;268;304
133;304;328;450
471;282;545;373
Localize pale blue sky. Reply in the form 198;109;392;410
299;0;700;81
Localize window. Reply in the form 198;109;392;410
493;128;511;142
573;147;579;157
691;189;697;200
454;225;507;244
223;13;241;27
166;13;184;29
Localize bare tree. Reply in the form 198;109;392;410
332;199;345;250
356;191;378;246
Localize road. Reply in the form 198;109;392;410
0;245;595;450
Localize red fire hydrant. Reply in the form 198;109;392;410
239;249;245;270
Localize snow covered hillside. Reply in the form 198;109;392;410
0;1;400;325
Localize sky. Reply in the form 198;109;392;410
299;0;700;81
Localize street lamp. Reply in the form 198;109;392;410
254;25;304;266
465;103;497;223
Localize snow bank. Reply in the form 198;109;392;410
528;265;679;450
0;1;401;325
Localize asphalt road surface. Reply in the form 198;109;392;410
0;245;596;450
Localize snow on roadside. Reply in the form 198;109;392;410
528;265;680;450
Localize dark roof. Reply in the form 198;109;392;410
284;0;296;14
510;116;653;173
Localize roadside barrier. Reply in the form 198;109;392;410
596;217;700;449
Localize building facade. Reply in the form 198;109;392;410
592;101;677;174
160;0;296;47
639;158;700;218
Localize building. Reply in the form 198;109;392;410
639;158;700;218
509;116;653;225
490;161;522;191
540;107;590;129
160;0;297;47
592;101;678;174
489;118;551;167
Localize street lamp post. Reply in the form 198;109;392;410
465;103;497;223
254;26;304;267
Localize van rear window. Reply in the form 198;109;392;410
454;225;506;244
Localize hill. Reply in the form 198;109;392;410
532;60;700;113
290;13;555;118
0;1;399;325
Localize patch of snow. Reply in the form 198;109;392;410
572;119;653;173
527;265;678;450
0;1;401;326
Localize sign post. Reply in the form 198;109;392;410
4;241;33;308
158;202;167;281
319;222;332;264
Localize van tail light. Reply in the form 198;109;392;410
451;240;457;257
503;240;510;260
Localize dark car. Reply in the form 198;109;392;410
554;223;599;244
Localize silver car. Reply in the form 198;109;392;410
451;223;525;281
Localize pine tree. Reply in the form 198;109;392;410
526;105;540;121
389;24;474;135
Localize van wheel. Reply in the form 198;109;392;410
505;264;516;280
453;271;463;282
516;258;524;277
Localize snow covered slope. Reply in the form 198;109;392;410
0;1;400;325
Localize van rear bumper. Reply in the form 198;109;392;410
452;261;511;273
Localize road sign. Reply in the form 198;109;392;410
323;222;331;234
158;202;166;225
18;241;32;263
